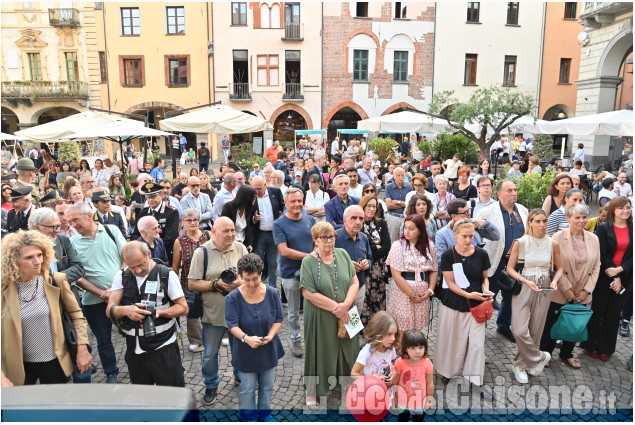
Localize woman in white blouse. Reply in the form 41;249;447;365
305;174;329;222
91;158;111;187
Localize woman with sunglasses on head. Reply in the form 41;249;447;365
359;194;391;326
172;208;211;353
361;183;386;219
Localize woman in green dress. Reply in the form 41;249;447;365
300;221;360;409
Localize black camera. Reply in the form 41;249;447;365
211;267;238;296
142;302;157;337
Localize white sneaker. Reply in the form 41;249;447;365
188;344;199;352
221;338;229;346
512;365;529;384
527;351;551;376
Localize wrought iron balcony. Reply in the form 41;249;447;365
282;83;303;101
229;82;251;100
282;23;304;41
48;8;80;27
1;81;89;103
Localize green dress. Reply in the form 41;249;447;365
300;248;360;398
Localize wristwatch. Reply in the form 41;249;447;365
241;334;247;343
409;292;416;300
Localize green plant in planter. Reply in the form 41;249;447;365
422;133;480;164
494;165;555;209
531;134;555;163
369;137;398;163
58;141;82;163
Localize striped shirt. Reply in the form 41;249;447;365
19;276;56;362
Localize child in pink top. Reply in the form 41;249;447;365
393;330;434;422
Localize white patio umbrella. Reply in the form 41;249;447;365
62;120;173;142
0;132;21;140
521;109;633;136
158;104;271;134
357;111;454;133
464;115;549;137
14;110;144;143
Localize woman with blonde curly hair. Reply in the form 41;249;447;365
1;231;92;387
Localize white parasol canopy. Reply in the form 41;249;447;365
357;111;454;133
520;109;633;136
0;132;21;141
464;115;550;137
62;120;173;142
159;104;271;134
14;110;144;143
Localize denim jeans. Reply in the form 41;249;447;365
281;276;302;342
238;367;276;421
490;261;512;331
256;232;279;290
201;323;238;389
82;302;119;376
223;148;230;164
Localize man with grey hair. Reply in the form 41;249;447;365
180;176;213;229
270;170;287;196
324;173;358;230
6;185;35;233
107;241;187;387
274;187;316;357
335;205;372;316
234;171;246;189
66;201;127;384
212;173;237;221
384;166;413;242
137;215;169;264
80;174;96;204
171;172;190;201
131;172;153;217
263;165;274;186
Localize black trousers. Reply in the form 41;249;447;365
539;301;579;360
23;359;68;385
398;411;424;422
125;341;185;387
580;276;628;356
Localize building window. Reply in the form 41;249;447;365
95;2;103;10
393;51;408;82
356;2;368;18
506;2;519;25
353;50;369;81
564;2;577;19
395;1;407;19
231;2;247;25
284;50;301;98
464;54;477;85
99;51;107;84
121;57;144;87
167;57;189;86
65;52;79;81
232;50;249;98
27;53;42;81
121;7;140;36
503;55;517;86
467;2;480;23
22;2;35;10
166;6;185;34
256;55;279;86
559;58;571;83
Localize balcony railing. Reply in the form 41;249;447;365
229;82;251;100
48;8;80;27
282;83;303;100
1;81;89;102
282;23;304;40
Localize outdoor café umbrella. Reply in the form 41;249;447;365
158;104;271;134
520;109;633;137
0;132;21;140
357;111;452;133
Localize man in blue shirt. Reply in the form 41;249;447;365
179;133;187;152
324;174;359;230
150;159;165;183
335;205;372;315
384;166;413;242
273;187;316;358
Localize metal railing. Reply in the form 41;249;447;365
229;82;251;100
48;8;80;26
1;80;89;100
282;23;304;40
282;83;303;100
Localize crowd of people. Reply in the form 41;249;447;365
0;134;632;421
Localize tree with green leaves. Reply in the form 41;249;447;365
57;141;82;163
426;85;536;154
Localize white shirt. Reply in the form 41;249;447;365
256;190;275;231
569;168;586;176
305;189;329;222
614;182;633;196
212;187;235;221
235;212;247;243
331;140;339;155
348;185;363;199
598;188;618;201
572;148;585;163
111;267;184;354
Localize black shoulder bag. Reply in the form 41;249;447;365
497;238;525;296
51;273;92;363
186;246;207;319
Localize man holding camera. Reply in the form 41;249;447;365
188;217;248;406
107;241;188;386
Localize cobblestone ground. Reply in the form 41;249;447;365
89;291;633;421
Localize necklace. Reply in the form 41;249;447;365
316;250;338;300
18;277;39;303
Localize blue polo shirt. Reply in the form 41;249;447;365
334;228;373;287
273;214;316;278
385;182;413;215
500;203;525;262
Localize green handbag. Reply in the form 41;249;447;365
550;302;593;342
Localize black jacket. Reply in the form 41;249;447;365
362;218;391;261
253;187;285;222
596;221;633;287
6;207;32;233
93;210;127;239
54;234;84;283
131;202;180;262
221;202;258;250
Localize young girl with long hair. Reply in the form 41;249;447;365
351;311;400;385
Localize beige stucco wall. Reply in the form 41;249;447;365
434;2;545;104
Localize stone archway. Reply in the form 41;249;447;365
269;104;313;130
322;101;368;129
32;106;82;124
1;107;20;134
381;102;418;115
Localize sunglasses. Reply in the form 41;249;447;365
364;189;375;194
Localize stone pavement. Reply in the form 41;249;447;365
88;292;633;421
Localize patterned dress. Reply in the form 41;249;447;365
177;231;211;291
361;219;390;326
386;239;438;331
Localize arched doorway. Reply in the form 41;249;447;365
273;109;306;143
542;104;576;159
35;106;81;124
1;107;20;134
327;107;363;141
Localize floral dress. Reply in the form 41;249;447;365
177;231;211;292
386;239;438;331
361;219;390;326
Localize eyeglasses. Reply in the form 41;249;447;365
413;184;425;188
478;184;492;188
364;189;376;194
40;224;62;230
189;184;200;188
365;204;378;209
85;180;95;184
150;226;160;231
184;218;199;223
318;235;336;242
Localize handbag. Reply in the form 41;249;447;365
337;319;348;339
467;298;493;323
51;273;91;363
187;245;209;319
498;238;526;296
550;302;593;342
